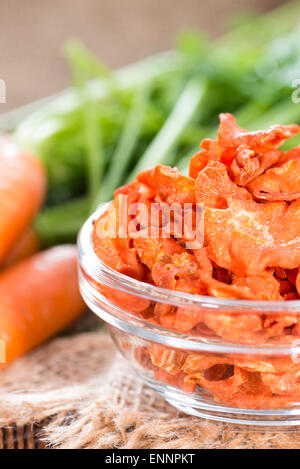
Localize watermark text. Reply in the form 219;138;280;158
95;197;204;249
292;79;300;104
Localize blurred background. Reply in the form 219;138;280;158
0;0;283;111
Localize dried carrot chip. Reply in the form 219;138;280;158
148;343;186;375
195;160;251;208
230;147;282;186
93;201;147;280
231;271;281;301
171;307;205;332
152;252;206;294
202;311;263;344
261;371;300;396
154;369;194;391
134;346;156;370
205;196;300;276
195;114;299;185
214;113;299;155
189;150;217;179
263;314;297;337
184;365;246;396
182;353;229;374
92;199;151;312
98;283;151;313
134;238;167;271
114;179;155;203
247;158;300;201
137;165;196;204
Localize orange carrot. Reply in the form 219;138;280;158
2;226;40;269
0;245;85;366
0;135;46;264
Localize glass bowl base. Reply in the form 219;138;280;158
141;374;300;429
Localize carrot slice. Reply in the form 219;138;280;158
195;160;251;208
137;165;195;204
193;114;299;185
247;158;300;201
211;113;299;154
0;136;46;263
0;245;85;365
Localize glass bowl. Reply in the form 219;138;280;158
78;206;300;427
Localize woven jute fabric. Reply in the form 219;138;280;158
0;331;300;449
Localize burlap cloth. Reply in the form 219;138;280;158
0;330;300;449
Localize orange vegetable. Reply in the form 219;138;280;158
190;113;299;185
204;193;300;276
247;157;300;201
2;226;40;269
137;165;195;204
0;136;46;263
0;245;85;366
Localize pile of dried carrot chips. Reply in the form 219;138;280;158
93;114;300;409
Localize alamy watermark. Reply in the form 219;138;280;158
95;196;204;249
291;79;300;104
0;79;6;103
